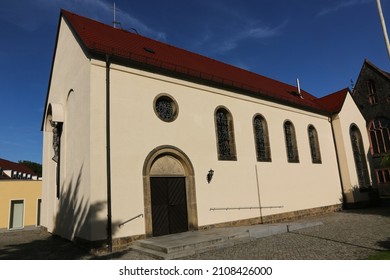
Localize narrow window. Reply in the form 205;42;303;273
308;125;322;163
369;118;390;155
367;79;378;105
384;170;390;182
377;170;385;183
350;125;370;188
215;107;237;160
284;121;299;163
370;128;380;154
253;115;271;162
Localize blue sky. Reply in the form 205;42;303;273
0;0;389;164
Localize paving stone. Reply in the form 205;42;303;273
0;203;389;260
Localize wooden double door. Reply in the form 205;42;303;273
150;177;188;237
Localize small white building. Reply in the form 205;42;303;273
41;10;373;249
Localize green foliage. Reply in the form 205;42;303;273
18;160;42;177
381;154;390;168
366;250;390;260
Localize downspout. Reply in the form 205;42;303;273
106;55;113;252
254;164;263;223
329;114;347;209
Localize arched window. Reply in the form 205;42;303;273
369;118;390;155
284;121;299;163
308;125;322;163
215;107;237;160
350;125;370;188
253;115;271;162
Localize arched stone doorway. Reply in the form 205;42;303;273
143;146;198;237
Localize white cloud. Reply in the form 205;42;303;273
318;0;373;16
66;0;167;41
216;20;288;54
1;0;166;40
186;1;288;55
116;8;167;41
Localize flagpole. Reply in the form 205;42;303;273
377;0;390;59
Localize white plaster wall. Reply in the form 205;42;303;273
332;94;372;203
89;61;111;241
90;63;344;240
255;109;343;217
42;17;91;240
43;15;371;244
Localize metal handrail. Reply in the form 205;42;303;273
210;206;283;211
118;213;143;228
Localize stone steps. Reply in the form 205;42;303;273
130;221;323;259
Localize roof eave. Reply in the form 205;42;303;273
41;12;64;131
89;50;329;116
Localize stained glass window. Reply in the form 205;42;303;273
253;115;271;162
284;121;299;163
350;125;370;188
308;125;321;163
154;95;178;122
215;107;236;160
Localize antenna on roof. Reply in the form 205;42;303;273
129;28;139;35
296;78;303;99
111;3;139;34
112;2;121;28
350;79;355;90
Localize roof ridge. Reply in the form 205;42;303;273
316;88;349;114
364;59;390;80
59;10;329;114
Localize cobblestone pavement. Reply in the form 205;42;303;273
181;206;390;260
1;203;389;260
0;229;90;260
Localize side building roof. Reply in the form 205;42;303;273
0;158;37;179
317;88;349;114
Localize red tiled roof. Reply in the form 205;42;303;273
61;10;330;114
0;158;36;177
317;88;349;114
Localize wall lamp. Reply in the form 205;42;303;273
207;169;214;184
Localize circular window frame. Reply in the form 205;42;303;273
153;94;179;122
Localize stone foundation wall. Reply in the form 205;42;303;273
199;204;342;230
70;204;342;253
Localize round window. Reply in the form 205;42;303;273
154;94;178;122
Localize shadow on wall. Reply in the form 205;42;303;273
343;185;380;209
53;164;119;248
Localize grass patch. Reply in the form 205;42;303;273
366;250;390;260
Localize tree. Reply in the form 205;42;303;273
381;154;390;168
18;160;42;177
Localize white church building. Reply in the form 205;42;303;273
41;10;374;249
